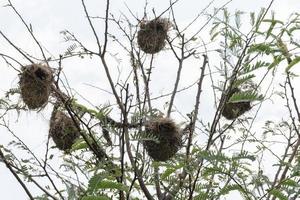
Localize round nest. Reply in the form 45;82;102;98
137;18;171;54
19;64;53;109
222;88;251;120
143;117;181;161
49;110;80;151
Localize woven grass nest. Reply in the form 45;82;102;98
137;18;171;54
222;88;251;120
143;117;181;161
49;109;80;151
19;64;53;109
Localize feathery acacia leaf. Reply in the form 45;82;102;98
233;74;255;87
286;56;300;72
269;189;288;200
229;91;263;103
132;131;160;143
82;196;110;200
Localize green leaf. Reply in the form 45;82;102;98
88;173;108;191
288;25;300;35
219;184;244;196
132;131;160;143
161;168;177;180
210;21;220;41
281;179;300;187
89;179;128;192
66;184;76;200
266;21;276;39
248;43;274;54
71;101;89;113
255;8;266;31
262;19;284;24
243;61;270;74
211;31;220;41
269;189;288;200
197;150;229;162
250;12;255;26
234;10;244;29
202;166;226;177
269;56;284;69
229;91;263;103
82;196;111;200
233;74;255;88
161;163;184;179
231;152;256;161
263;14;284;39
71;138;88;151
193;192;209;200
286;56;300;72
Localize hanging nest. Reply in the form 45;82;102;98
143;117;181;161
19;64;53;109
49;109;80;151
137;18;171;54
222;88;251;120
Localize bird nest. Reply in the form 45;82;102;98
137;18;171;54
49;110;80;152
222;88;251;120
143;117;181;161
19;64;53;109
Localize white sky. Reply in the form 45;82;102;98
1;0;300;199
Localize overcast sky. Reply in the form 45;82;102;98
1;0;300;199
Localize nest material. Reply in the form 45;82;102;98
143;117;181;161
222;88;251;120
49;110;80;151
137;18;171;54
19;64;53;109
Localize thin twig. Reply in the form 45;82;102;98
0;148;34;200
7;0;48;64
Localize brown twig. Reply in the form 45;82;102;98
0;30;34;63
